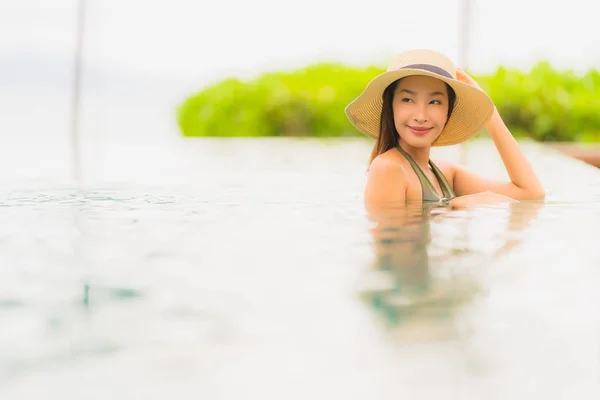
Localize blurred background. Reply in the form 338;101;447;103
2;1;600;399
1;0;599;184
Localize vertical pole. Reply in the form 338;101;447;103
71;0;87;183
71;1;90;315
458;0;472;69
458;0;473;166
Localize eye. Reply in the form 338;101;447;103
430;100;443;105
401;98;413;103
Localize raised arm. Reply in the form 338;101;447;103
451;69;546;201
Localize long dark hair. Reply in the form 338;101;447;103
368;79;456;165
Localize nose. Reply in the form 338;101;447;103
414;103;428;124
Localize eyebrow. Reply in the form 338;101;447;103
399;89;445;97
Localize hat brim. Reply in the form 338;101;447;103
345;69;494;146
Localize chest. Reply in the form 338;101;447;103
404;164;454;202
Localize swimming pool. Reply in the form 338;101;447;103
1;137;599;399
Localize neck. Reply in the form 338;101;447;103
398;141;431;168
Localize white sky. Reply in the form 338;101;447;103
1;0;599;89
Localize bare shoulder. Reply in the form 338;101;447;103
370;149;404;170
368;149;406;179
365;151;407;204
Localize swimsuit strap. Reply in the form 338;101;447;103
429;159;456;200
395;144;456;203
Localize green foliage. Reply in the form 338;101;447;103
476;62;600;142
177;61;600;142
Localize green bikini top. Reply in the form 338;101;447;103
395;144;456;205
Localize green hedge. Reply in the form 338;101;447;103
177;61;600;142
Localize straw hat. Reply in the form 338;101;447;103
345;49;495;146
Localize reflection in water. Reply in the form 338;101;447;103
359;200;544;340
3;135;600;397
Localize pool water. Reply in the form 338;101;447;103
1;137;600;399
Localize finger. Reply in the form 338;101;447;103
455;70;468;79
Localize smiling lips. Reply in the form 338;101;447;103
407;125;433;135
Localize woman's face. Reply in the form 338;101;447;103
392;75;450;148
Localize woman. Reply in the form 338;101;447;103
345;49;545;210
